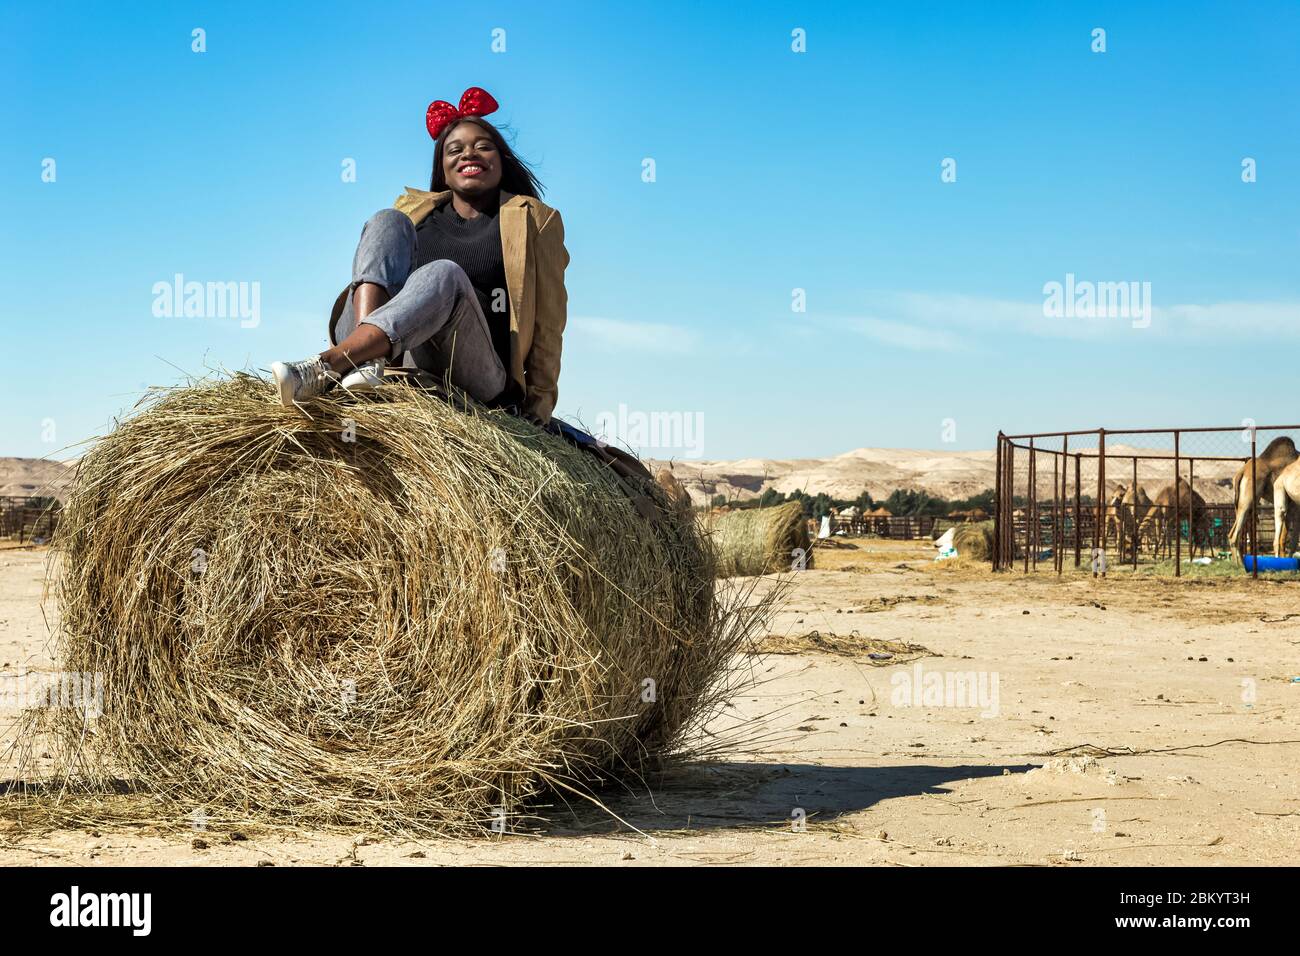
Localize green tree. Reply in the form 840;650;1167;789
950;488;995;512
884;488;948;516
809;492;834;519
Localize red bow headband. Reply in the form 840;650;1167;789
426;87;499;140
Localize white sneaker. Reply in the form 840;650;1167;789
340;358;387;392
271;357;339;406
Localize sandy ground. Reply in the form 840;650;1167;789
1;538;1298;867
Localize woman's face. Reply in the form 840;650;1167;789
441;122;503;196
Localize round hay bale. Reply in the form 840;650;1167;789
951;520;994;561
33;375;745;833
707;501;813;577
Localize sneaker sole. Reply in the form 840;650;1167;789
270;362;297;406
340;372;385;391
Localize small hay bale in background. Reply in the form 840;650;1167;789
707;501;813;577
951;521;994;562
19;374;761;834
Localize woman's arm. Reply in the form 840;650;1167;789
522;208;569;425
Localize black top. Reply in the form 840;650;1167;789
414;199;512;374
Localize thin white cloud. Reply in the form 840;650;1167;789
891;291;1059;336
840;316;964;351
1160;301;1300;336
568;316;699;354
823;292;1300;346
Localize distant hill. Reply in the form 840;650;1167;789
0;457;77;500
4;442;1244;510
651;444;1241;507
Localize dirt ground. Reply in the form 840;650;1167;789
1;537;1298;867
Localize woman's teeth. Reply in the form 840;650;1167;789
460;164;483;175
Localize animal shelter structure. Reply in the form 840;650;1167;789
993;424;1300;577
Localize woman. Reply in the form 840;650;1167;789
272;87;569;426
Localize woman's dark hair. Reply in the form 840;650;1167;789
430;117;543;198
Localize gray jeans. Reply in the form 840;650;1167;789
330;207;508;404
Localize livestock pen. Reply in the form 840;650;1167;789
0;495;60;544
993;424;1300;577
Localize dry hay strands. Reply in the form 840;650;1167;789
10;373;774;835
951;521;994;562
706;501;813;577
755;631;934;663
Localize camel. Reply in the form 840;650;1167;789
1228;436;1299;558
1114;484;1152;561
1137;477;1208;559
1270;458;1300;558
1104;485;1126;542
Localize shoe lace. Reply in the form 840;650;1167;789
300;358;332;392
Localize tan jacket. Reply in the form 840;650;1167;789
330;187;569;423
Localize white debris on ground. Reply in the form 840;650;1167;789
1025;754;1118;785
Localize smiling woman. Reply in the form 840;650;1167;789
271;87;570;425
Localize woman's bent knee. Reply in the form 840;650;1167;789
416;258;467;278
409;258;472;290
363;207;415;239
352;209;417;292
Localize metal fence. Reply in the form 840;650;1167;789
993;424;1300;577
0;495;61;543
826;514;939;539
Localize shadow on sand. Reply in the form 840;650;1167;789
546;760;1037;835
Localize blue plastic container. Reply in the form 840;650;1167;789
1242;555;1300;572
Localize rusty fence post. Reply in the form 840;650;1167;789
1095;429;1106;575
1174;430;1181;576
1251;434;1258;579
993;434;1002;570
1028;438;1036;572
1006;440;1016;571
998;439;1007;570
1074;452;1082;568
1052;451;1060;574
1060;436;1069;574
1131;455;1139;568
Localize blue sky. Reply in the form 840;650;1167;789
3;1;1297;462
